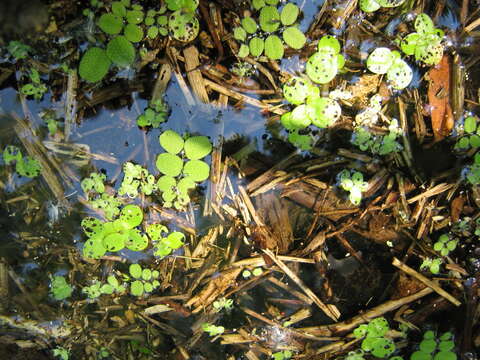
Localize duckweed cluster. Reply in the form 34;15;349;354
3;145;42;178
410;331;456;360
337;169;369;206
234;0;306;60
353;317;397;358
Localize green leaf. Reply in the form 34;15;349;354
16;157;41;177
164;232;185;249
79;47;111;82
129;263;142;278
280;3;299;26
98;13;124;35
265;0;279;4
252;0;265;10
238;44;250;58
111;1;127;17
366;47;394;74
308;97;341;127
465;116;477;133
160;130;185;154
415;13;435;35
306;50;338;83
318;35;341;53
387;58;412;90
264;35;284;60
376;0;405;7
106;36;136;67
126;9;144;24
183;160;210;182
120;204;144;228
142;269;152;281
3;145;22;164
259;6;280;32
290;104;312;129
126;229;149;251
147;26;159;38
233;27;247;42
103;232;127;251
131;280;144;296
283;77;311;105
124;24;143;42
168;10;199;42
157;175;176;192
400;33;420;55
156;153;183;176
184;136;212;160
360;0;381;12
249;37;265;57
83;237;107;259
241;17;257;34
282;26;306;49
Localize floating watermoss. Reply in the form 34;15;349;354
79;47;111;82
168;10;199;42
337;169;369;205
2;145;41;178
306;35;344;84
264;35;284;60
97;13;123;34
51;276;73;300
366;48;412;90
159;130;185;154
106;35;136;67
124;23;143;42
137;98;170;128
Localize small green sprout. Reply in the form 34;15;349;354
337;170;368;206
202;323;225;336
366;48;412;90
82;276;125;299
21;69;48;100
50;276;73;300
213;298;234;312
420;257;443;274
400;13;444;66
127;263;161;296
272;350;293;360
52;347;69;360
351;119;403;155
136;98;170;128
433;234;457;256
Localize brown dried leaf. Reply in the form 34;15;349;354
450;195;465;223
428;55;454;142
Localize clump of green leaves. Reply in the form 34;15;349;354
400;13;444;66
351;119;403;155
118;162;157;197
366;48;412;90
50;276;73;300
7;41;31;60
306;35;345;84
21;69;48;100
234;1;306;60
126;263;161;296
81;172;122;219
410;331;456;360
81;172;107;195
156;130;212;209
420;257;443;274
3;145;41;178
136;98;170;128
81;204;147;259
242;267;263;278
455;116;480;151
359;0;405;13
353;317;396;358
82;275;126;298
52;347;70;360
202;323;225;336
433;234;457;256
146;223;185;258
213;297;234;312
337;169;369;206
272;350;293;360
280;76;344;150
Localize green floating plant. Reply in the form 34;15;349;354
155;130;212;209
233;1;306;60
81;204;147;259
433;234;457;256
366;47;412;90
455;116;480;151
82;275;126;298
81;172;106;195
78;47;112;83
353;317;396;358
3;145;41;178
118;162;157;198
202;323;225;336
136;98;170;128
126;263;161;296
147;223;185;258
410;331;457;360
400;13;444;66
21;68;48;100
50;276;73;300
351;119;403;155
52;347;69;360
359;0;405;13
7;40;31;60
464;152;480;185
272;350;293;360
420;257;443;274
337;169;369;206
306;35;345;84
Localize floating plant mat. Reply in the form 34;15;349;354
0;0;479;359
